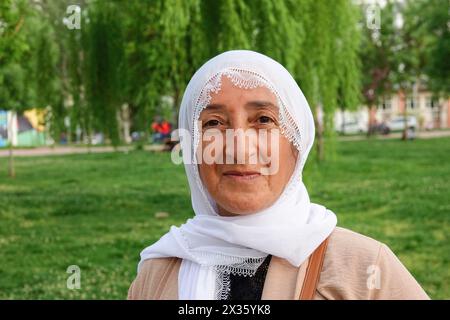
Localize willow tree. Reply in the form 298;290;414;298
121;1;164;135
328;0;362;146
34;22;65;142
64;27;90;144
6;0;361;155
31;0;79;144
200;0;362;162
291;0;361;161
158;0;201;127
96;0;361;158
83;0;125;146
223;0;362;162
0;0;36;177
63;0;89;144
251;0;303;72
121;0;210;133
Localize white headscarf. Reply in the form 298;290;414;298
139;50;337;300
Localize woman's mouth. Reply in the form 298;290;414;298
222;170;261;181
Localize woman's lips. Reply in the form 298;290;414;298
222;170;261;181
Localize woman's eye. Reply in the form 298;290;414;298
258;116;274;124
204;119;221;127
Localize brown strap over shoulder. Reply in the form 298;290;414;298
299;237;329;300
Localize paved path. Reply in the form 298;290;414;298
0;144;164;158
337;129;450;141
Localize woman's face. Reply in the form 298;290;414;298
197;76;298;216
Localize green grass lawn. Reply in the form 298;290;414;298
0;137;449;299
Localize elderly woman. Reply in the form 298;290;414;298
128;50;429;300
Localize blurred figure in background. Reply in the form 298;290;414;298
151;116;163;143
160;119;172;140
151;116;172;144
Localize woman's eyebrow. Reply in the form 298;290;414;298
245;100;278;110
204;101;278;112
204;103;226;111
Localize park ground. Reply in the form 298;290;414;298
0;137;449;299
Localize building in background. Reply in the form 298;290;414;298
335;91;450;134
0;109;46;147
0;110;7;147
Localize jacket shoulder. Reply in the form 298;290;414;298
317;227;429;300
327;226;382;258
128;257;181;300
318;227;383;299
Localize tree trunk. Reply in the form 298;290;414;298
316;131;324;162
120;103;132;144
314;105;324;162
7;113;15;178
8;143;15;178
401;105;408;140
366;105;376;137
173;88;180;129
402;81;418;140
86;126;92;154
437;102;442;129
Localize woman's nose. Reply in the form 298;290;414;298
224;126;259;165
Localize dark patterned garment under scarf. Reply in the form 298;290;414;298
225;255;272;300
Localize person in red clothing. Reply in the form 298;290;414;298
160;120;172;139
151;121;161;134
151;117;172;143
151;116;163;143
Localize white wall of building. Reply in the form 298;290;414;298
334;91;450;132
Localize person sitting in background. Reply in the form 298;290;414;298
151;116;163;143
160;120;172;140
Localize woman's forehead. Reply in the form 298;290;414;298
202;100;278;116
204;76;278;113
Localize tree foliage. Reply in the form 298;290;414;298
2;0;446;158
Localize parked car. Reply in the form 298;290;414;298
369;122;390;135
387;116;418;132
336;121;366;135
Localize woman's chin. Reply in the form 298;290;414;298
219;177;266;192
218;194;272;216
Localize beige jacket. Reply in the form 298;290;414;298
128;227;430;300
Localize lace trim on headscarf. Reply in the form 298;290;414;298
214;257;267;300
179;227;268;299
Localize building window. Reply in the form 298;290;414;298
406;96;418;109
426;96;436;109
378;98;392;110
